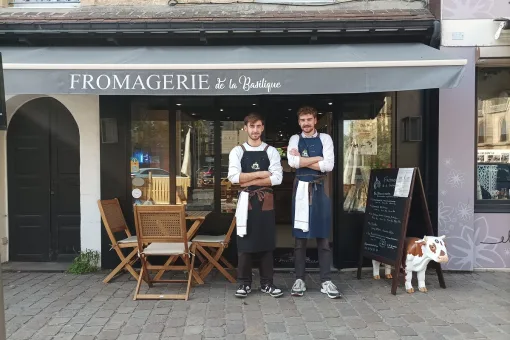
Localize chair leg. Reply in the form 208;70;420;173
185;252;197;301
123;248;140;281
198;248;219;279
133;263;145;301
220;256;235;270
103;247;139;284
196;244;236;283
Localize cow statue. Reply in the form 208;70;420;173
372;235;449;293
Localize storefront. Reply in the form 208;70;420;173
0;10;466;269
439;2;510;270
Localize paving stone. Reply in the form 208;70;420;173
184;325;204;335
266;323;287;333
453;323;479;333
204;326;226;338
310;330;332;339
2;271;510;340
138;334;162;340
96;330;121;340
392;326;418;336
227;323;245;334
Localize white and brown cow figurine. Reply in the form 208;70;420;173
372;235;449;293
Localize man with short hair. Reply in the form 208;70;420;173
228;113;284;298
287;106;341;299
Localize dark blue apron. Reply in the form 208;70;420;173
237;144;276;253
292;133;332;239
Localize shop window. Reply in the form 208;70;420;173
500;118;507;142
10;0;79;8
130;105;171;205
478;121;486;144
476;68;510;209
343;96;393;213
176;110;216;211
220;121;246;213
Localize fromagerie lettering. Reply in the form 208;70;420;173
70;74;210;91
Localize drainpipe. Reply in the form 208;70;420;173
430;20;441;49
0;255;5;340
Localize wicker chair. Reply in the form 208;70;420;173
97;199;139;283
133;204;197;300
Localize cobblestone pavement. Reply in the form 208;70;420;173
2;270;510;340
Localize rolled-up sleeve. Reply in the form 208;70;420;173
286;135;301;169
268;147;283;186
228;147;242;184
318;134;334;173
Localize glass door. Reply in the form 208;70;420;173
337;95;394;268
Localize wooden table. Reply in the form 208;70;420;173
153;210;211;282
186;211;211;239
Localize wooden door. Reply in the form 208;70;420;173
8;98;80;262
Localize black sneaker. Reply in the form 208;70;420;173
235;284;251;298
260;284;284;298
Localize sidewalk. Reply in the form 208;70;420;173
2;270;510;340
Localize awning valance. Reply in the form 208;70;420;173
1;43;466;96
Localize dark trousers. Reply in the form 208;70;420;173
237;251;273;286
295;238;331;283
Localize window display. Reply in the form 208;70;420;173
343;96;393;212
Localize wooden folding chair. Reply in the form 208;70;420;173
192;217;237;283
133;205;197;301
97;199;139;284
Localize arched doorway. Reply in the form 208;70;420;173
7;97;80;262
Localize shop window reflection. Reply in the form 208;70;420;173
477;68;510;201
221;121;246;213
176;111;215;210
130;108;171;205
343;96;392;212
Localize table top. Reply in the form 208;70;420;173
185;211;211;220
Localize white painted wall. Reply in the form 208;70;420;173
0;94;101;262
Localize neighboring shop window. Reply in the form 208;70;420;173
176;110;216;211
220;121;246;213
10;0;79;7
343;96;393;213
130;105;171;205
476;67;510;204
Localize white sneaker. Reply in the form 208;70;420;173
291;279;307;297
321;281;341;299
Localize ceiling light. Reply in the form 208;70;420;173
328;102;333;105
176;103;182;106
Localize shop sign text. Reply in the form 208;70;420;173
69;73;282;93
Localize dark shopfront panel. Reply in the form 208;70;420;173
99;91;431;270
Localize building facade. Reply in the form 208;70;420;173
0;0;472;270
439;0;510;270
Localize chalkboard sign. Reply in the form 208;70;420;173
361;168;409;264
357;167;445;295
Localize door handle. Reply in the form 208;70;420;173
50;190;55;195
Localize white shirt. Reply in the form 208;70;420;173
228;142;283;186
287;131;334;173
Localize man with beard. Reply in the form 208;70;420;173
228;113;284;298
287;106;341;299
